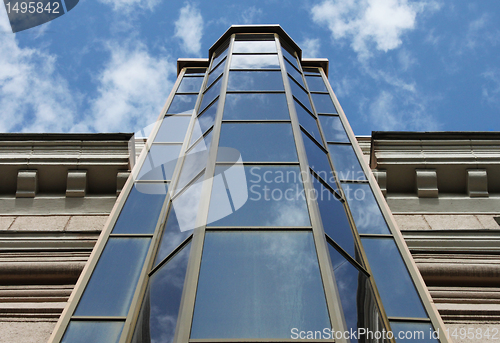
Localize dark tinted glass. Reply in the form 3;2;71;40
218;123;297;162
224;93;289;120
133;243;191;343
191;231;330;338
212;48;228;71
167;94;198;115
302;132;336;188
190;100;217;146
320;115;349;143
112;184;167;234
154;116;191;143
227;71;283;91
390;322;438;342
207;59;225;89
328;144;366;181
207;165;310;227
312;176;354;257
233;40;276;53
231;54;280;69
138;145;181;181
295;100;322;143
62;321;124;343
311;93;337;114
172;172;204;231
200;78;222;112
184;68;206;75
285;59;304;86
362;237;428;318
305;75;327;92
282;47;300;70
74;238;151;316
177;131;212;190
289;77;312;113
303;67;321;74
341;183;390;234
177;76;204;93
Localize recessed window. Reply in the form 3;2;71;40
227;71;283;91
223;93;289;120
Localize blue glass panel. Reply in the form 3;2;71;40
177;131;212;191
112;184;167;234
231;54;280;69
62;321;123;343
212;48;228;71
285;58;304;87
133;243;192;343
207;165;310;227
328;143;366;181
228;71;283;91
295;100;322;143
171;172;204;231
301;132;336;188
341;183;390;234
191;231;330;338
207;59;225;89
289;77;312;113
200;78;222;112
311;93;337;114
390;322;438;342
177;76;204;93
362;237;428;319
138;145;181;181
282;47;300;71
305;75;327;92
167;94;198;115
154;116;191;143
218;123;297;162
303;67;320;74
224;93;289;120
190;100;217;146
74;238;151;316
319;115;349;143
233;40;276;53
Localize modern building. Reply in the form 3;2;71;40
0;25;499;343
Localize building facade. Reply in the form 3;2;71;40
0;25;498;343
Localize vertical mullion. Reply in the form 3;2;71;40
276;36;349;343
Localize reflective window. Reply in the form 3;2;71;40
185;68;206;75
231;54;280;69
200;77;222;112
190;101;217;146
133;243;192;343
212;48;228;71
281;47;300;71
74;238;151;316
390;322;438;342
362;237;428;319
207;59;225;89
112;184;167;234
227;71;283;91
223;93;289;120
177;76;204;93
311;93;337;114
341;183;390;234
320;115;349;143
285;59;304;87
154;116;191;143
312;175;355;257
328;144;366;181
167;94;198;115
191;231;330;338
207;165;310;227
295;100;322;143
233;40;276;53
303;67;321;75
218;123;297;162
62;321;124;343
138;145;181;181
289;77;312;113
171;172;204;231
177;131;212;191
302;132;335;188
305;75;327;92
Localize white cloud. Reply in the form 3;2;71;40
98;0;160;13
482;68;500;107
300;38;321;58
239;6;263;24
463;14;500;52
174;3;204;56
311;0;440;59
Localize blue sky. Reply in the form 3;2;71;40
1;0;499;135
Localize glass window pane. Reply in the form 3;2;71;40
207;165;310;227
328;143;366;181
190;100;217;146
285;59;304;87
112;184;167;234
223;93;290;120
295;100;322;143
74;238;151;316
154;116;191;143
390;322;438;342
62;321;124;343
207;59;225;89
171;172;204;232
177;131;212;191
191;231;330;338
341;183;390;234
200;78;222;112
231;54;280;69
320;115;349;143
138;145;181;181
228;71;283;91
212;48;228;71
177;76;204;93
305;75;327;92
311;93;337;114
133;243;192;343
312;175;355;257
282;47;300;70
218;123;297;162
167;94;198;115
301;132;336;188
303;67;321;74
289;77;312;113
233;40;276;53
185;68;206;76
362;237;428;319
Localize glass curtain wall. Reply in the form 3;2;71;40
50;27;449;343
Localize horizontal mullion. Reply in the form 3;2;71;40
388;317;432;322
225;90;284;94
172;169;206;200
339;179;369;184
134;180;170;184
190;340;334;343
221;119;291;124
325;234;368;275
215;161;300;166
229;68;282;72
109;234;154;238
205;226;312;230
231;52;278;55
358;233;394;238
149;234;193;276
71;316;127;321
